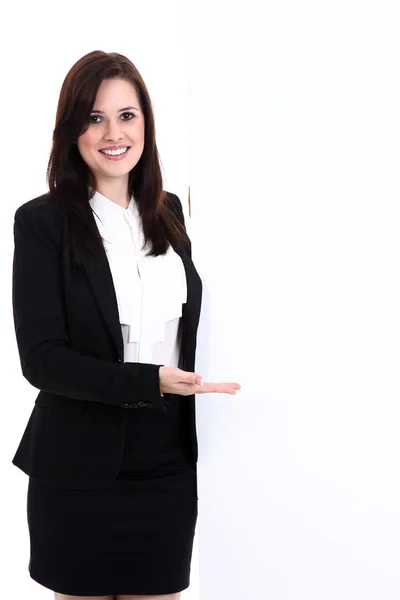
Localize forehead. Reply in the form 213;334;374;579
94;78;140;108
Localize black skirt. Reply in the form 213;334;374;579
26;397;198;596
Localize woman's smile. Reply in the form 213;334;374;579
99;146;131;160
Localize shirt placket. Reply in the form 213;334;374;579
124;211;149;361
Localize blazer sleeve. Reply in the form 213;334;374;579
12;202;167;412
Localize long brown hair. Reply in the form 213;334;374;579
46;50;190;266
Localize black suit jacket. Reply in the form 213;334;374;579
11;191;203;489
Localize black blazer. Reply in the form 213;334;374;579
11;191;203;489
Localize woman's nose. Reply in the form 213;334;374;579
105;120;123;141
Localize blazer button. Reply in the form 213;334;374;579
146;402;154;408
138;401;146;407
120;403;130;408
129;402;137;409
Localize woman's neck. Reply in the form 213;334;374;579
93;177;131;209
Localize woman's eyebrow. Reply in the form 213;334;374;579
91;106;140;114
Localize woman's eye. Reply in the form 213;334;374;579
89;112;135;124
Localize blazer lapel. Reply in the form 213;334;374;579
81;240;195;364
82;249;125;361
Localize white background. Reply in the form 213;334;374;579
186;1;400;599
2;1;400;598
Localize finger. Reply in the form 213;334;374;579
215;382;241;391
179;381;240;395
197;382;241;394
178;373;203;385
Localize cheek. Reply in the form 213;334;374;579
130;120;145;142
78;127;100;151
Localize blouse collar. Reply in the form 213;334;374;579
89;189;137;224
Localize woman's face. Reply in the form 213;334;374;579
77;78;145;187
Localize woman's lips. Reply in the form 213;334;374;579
99;147;131;161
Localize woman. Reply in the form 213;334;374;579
11;50;241;600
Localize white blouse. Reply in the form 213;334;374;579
88;190;187;367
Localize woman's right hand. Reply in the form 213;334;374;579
159;366;241;396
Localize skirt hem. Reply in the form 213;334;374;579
29;569;191;596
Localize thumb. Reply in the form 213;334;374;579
193;374;203;385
